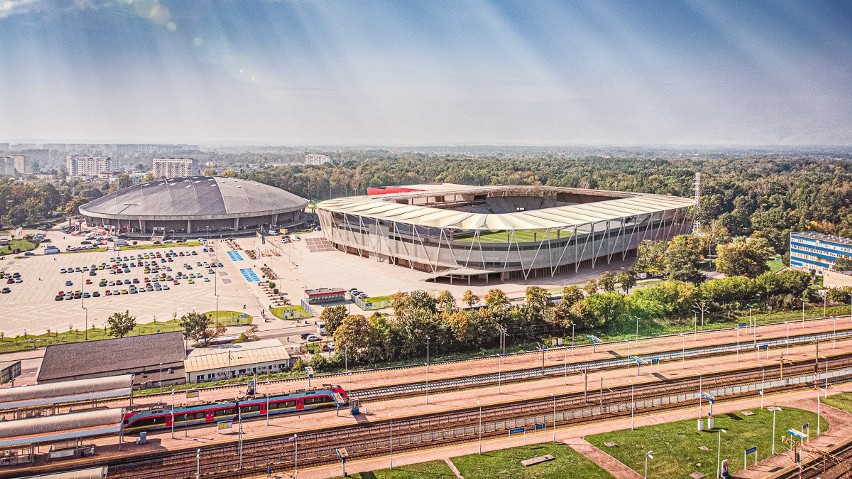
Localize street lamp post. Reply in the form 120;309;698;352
681;334;686;368
293;433;298;478
631;383;635;430
478;401;482;454
551;393;557;442
389;414;393;469
736;325;740;362
786;322;790;355
716;429;727;479
425;335;430;405
644;450;654;479
170;389;175;438
771;407;777;455
635;316;640;348
196;448;200;479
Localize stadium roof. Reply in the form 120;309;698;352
317;185;695;231
80;176;308;219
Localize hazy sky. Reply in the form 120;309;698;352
0;0;850;146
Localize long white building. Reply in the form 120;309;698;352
66;155;112;177
152;158;199;178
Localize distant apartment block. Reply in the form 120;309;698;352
152;158;199;178
789;232;852;275
304;153;331;165
0;143;9;151
13;155;30;174
66;155;113;177
0;155;24;176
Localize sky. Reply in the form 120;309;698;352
0;0;850;146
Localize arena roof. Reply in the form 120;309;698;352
80;176;308;220
317;185;695;231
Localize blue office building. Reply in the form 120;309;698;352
789;232;852;275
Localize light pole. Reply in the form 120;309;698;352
425;335;430;405
171;389;175;438
389;413;393;469
631;383;635;430
681;334;686;368
159;362;163;389
771;407;778;455
83;306;88;341
693;311;697;340
571;322;575;354
786;322;790;355
716;429;726;479
644;450;654;479
635;316;640;348
736;325;740;362
196;448;200;479
551;393;557;442
478;401;482;454
293;433;298;479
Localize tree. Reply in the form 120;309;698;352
525;286;551;315
319;305;347;336
635;240;667;276
598;272;617;292
715;240;770;278
665;235;705;283
617;271;637;294
461;290;480;308
180;311;223;346
484;289;509;309
333;314;372;363
575;292;628;330
560;285;584;307
583;279;598;295
142;172;156;183
834;257;852;272
436;290;457;314
107;310;136;338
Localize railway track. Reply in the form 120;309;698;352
11;355;851;479
7;327;850;422
351;328;852;401
773;436;852;479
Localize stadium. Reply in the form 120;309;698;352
316;184;695;282
79;176;308;238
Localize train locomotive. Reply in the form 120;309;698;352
122;385;347;433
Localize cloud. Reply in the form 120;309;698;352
0;0;42;18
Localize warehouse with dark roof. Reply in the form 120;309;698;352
79;176;309;238
37;332;187;387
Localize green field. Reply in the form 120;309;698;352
587;407;822;478
766;258;786;273
0;239;36;255
822;393;852;414
454;229;570;244
0;311;251;354
206;310;253;325
118;241;202;251
328;460;456;479
452;443;614;479
270;305;311;319
329;443;614;479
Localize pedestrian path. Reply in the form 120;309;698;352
444;457;464;479
564;438;642;479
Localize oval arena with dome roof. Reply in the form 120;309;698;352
316;184;695;282
80;176;309;238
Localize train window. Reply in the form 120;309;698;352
305;396;329;405
241;405;261;413
270;400;295;409
214;408;235;417
131;416;166;427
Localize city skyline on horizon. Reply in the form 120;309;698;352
1;0;850;146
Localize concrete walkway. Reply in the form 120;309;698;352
565;437;642;479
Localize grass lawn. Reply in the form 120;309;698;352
452;443;614;479
119;241;202;251
454;229;570;244
0;239;36;254
270;305;311;319
206;310;253;326
587;407;822;478
328;460;456;479
61;247;108;254
822;393;852;414
592;304;850;343
0;311;250;354
766;258;786;273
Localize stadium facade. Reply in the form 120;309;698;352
316;184;695;282
80;176;308;238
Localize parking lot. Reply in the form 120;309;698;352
0;232;262;337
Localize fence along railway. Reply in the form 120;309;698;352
7;354;852;479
